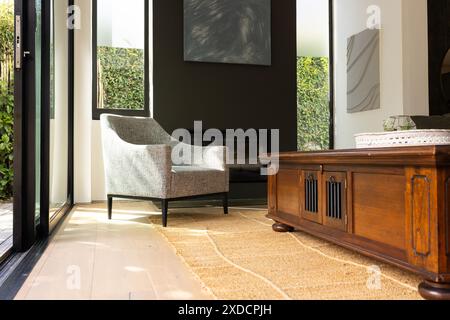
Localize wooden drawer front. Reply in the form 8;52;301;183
302;171;322;224
353;172;406;250
323;172;347;231
276;170;300;216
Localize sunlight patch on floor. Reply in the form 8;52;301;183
15;201;214;300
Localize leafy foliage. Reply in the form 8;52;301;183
0;2;14;200
0;3;14;70
0;82;13;199
297;57;330;151
97;47;145;110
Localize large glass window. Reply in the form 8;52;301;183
93;0;149;119
296;0;332;151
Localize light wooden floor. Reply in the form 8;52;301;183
15;202;214;300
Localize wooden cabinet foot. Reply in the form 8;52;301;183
272;223;294;233
419;281;450;300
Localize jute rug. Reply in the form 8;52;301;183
148;207;422;300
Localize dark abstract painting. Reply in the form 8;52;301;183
347;29;380;114
184;0;272;66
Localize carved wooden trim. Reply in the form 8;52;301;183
411;175;432;258
445;177;450;256
268;174;278;213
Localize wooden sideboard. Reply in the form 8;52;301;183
262;146;450;300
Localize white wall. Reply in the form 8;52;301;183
74;0;93;203
91;122;106;201
333;0;429;149
50;0;69;204
402;0;429;117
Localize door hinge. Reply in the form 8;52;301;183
345;215;348;226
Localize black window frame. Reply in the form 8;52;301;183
329;0;335;150
296;0;335;151
92;0;150;120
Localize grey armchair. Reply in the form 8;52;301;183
100;114;229;227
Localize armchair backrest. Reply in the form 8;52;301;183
100;114;173;145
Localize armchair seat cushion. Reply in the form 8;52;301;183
169;166;229;199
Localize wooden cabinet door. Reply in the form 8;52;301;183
322;172;348;232
276;169;301;217
301;170;323;224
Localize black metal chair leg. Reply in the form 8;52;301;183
162;199;169;227
223;193;229;215
108;196;113;220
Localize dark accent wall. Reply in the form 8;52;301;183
152;0;297;153
428;0;450;115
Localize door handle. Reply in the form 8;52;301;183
15;15;22;69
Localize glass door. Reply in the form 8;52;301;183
12;0;73;252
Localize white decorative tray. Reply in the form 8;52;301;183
355;130;450;149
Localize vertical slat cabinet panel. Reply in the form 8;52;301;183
323;172;348;232
301;170;323;224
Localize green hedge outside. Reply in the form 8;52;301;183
97;46;145;110
297;56;330;151
0;2;14;200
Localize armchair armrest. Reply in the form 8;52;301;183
102;133;172;198
202;145;229;171
122;143;172;178
173;142;228;171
